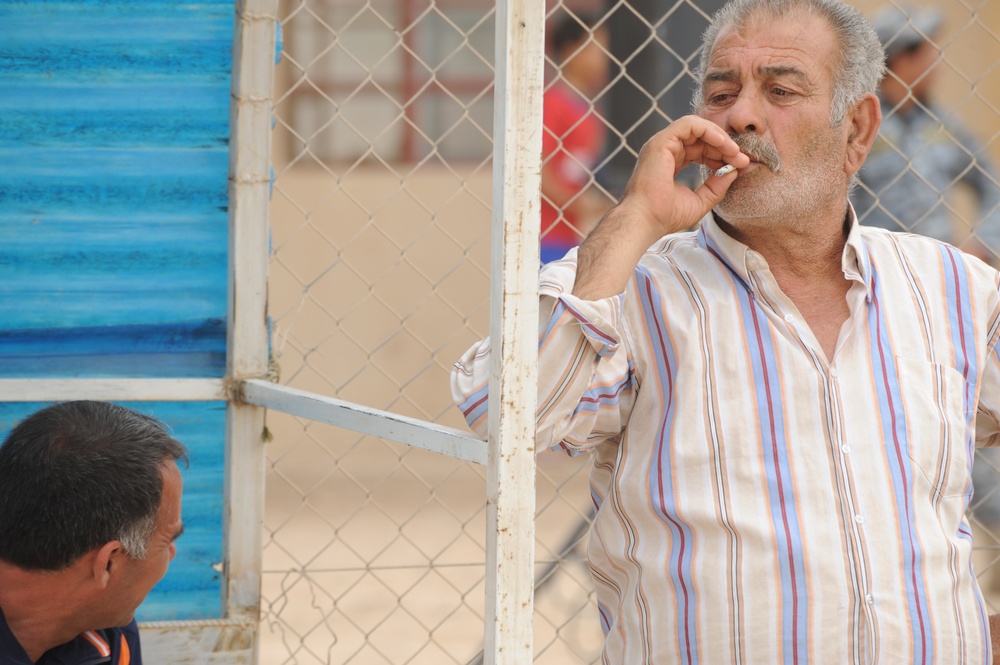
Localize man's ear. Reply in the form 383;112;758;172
844;93;882;176
91;541;124;589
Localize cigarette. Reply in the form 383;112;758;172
715;164;737;177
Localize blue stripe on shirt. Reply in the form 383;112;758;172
868;267;932;664
739;289;808;665
636;264;700;665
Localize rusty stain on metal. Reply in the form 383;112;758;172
213;626;254;652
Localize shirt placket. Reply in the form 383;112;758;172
747;260;880;664
825;355;880;664
836;280;882;663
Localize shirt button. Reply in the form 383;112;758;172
865;594;874;604
854;515;865;524
784;314;794;323
830;368;838;378
841;444;851;454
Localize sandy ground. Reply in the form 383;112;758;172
259;163;605;664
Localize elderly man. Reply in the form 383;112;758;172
0;401;187;664
453;0;1000;661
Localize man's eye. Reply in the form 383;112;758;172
771;87;792;97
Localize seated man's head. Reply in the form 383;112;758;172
691;0;885;228
0;401;188;627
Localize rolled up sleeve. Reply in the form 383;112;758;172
451;255;636;454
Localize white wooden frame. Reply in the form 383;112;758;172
1;0;544;661
218;0;279;662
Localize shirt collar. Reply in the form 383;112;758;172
842;203;872;290
696;203;872;295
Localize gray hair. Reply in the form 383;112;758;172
692;0;886;125
119;513;159;559
0;401;188;571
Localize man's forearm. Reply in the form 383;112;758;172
571;115;746;301
572;201;664;301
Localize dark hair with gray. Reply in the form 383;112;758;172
692;0;886;125
0;401;188;571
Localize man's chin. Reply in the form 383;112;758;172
714;195;784;229
717;191;769;218
112;611;137;628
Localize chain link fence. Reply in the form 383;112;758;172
261;0;1000;662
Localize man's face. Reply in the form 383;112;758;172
697;12;851;227
108;461;184;626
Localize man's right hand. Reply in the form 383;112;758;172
572;116;748;301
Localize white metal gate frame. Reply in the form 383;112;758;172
0;0;543;662
240;0;544;662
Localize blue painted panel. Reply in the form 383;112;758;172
0;148;229;214
0;321;226;378
0;1;232;379
0;0;235;621
0;82;230;149
0;402;226;621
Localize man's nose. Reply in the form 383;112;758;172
726;90;766;135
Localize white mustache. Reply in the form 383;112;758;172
730;133;782;173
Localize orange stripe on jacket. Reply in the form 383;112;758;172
118;634;131;664
80;631;111;657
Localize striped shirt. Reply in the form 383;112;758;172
452;210;1000;664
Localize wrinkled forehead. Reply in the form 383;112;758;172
704;9;839;82
708;5;834;57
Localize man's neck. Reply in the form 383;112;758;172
714;206;854;361
0;563;87;662
714;204;851;280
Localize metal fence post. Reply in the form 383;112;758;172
486;0;544;662
226;0;279;654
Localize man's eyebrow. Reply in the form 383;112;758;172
704;65;810;86
757;64;809;85
171;524;185;542
704;69;738;85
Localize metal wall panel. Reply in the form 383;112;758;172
0;0;233;622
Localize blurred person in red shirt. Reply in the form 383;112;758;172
541;12;613;265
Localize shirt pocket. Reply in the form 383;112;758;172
893;356;975;498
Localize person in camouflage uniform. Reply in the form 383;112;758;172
853;5;1000;263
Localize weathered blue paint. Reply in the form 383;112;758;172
0;0;234;620
0;320;226;377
